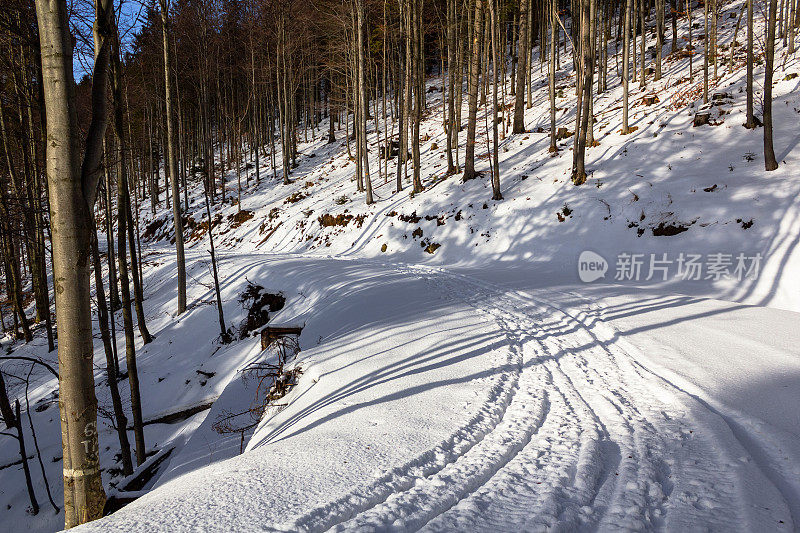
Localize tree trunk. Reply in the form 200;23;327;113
639;0;646;88
397;2;406;192
622;0;633;133
357;0;375;202
655;0;664;80
34;0;110;524
446;0;458;174
745;0;757;128
159;0;187;315
513;0;531;133
0;370;14;429
15;400;39;515
116;137;146;467
111;25;151;345
411;0;423;193
573;0;595;185
489;0;502;200
764;0;779;171
203;183;228;342
90;226;133;476
464;0;485;181
549;0;559;152
703;0;709;103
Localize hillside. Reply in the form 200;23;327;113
1;1;799;531
139;1;800;311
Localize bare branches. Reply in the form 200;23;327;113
213;336;302;452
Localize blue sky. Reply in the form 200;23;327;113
72;0;147;80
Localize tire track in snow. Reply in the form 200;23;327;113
316;267;614;532
478;282;746;531
318;268;564;531
483;281;789;530
397;267;753;531
414;273;624;532
289;268;525;533
293;264;789;531
557;289;799;530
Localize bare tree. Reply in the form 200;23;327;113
356;0;375;202
445;0;459;174
34;0;113;524
573;0;595;185
622;0;633;134
513;0;530;133
489;0;501;199
463;0;485;182
764;0;779;170
159;0;188;315
745;0;758;128
548;0;559;152
411;0;423;193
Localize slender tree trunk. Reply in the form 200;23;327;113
125;175;151;344
638;0;646;87
655;0;664;80
711;0;718;80
745;0;757;128
464;0;485;181
549;0;559;152
513;0;531;133
411;0;423;193
622;0;633;133
357;0;375;203
116;140;146;467
203;184;228;342
397;3;406;192
489;0;502;200
111;24;151;345
0;370;14;429
15;400;39;515
671;0;678;52
764;0;779;170
90;226;132;476
703;0;709;102
687;0;693;80
0;106;33;342
446;0;459;174
573;0;595;185
159;0;187;315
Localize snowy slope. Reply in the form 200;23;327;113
1;1;800;531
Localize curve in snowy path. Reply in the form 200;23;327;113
557;288;800;529
290;265;793;532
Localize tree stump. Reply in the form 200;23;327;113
711;92;731;105
642;94;660;106
556;127;573;140
693;110;711;127
261;326;304;350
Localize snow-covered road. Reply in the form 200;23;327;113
300;265;797;532
75;256;800;532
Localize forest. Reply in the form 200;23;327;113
0;0;798;529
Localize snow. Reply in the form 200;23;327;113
2;1;800;531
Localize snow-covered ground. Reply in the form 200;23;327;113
2;1;800;531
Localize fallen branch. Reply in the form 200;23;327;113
0;356;58;378
127;397;217;429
